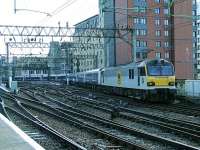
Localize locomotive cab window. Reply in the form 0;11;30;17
138;67;146;76
147;60;174;76
129;69;134;79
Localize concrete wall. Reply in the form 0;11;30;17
99;0;116;67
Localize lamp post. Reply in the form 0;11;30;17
5;43;13;88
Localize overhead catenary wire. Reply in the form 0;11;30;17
6;0;198;56
39;0;79;25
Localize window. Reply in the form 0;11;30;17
164;19;169;26
129;69;134;79
165;52;170;59
197;53;200;58
139;67;146;76
43;70;47;74
147;61;174;76
136;40;140;47
140;18;147;24
140;29;147;36
136;29;147;36
156;30;161;36
29;70;34;74
154;8;160;14
156;41;161;47
136;41;147;47
193;43;197;48
163;8;169;15
142;41;147;47
136;52;141;59
36;70;41;74
193;31;197;37
134;18;147;24
155;19;160;26
193;21;196;27
192;10;196;16
154;0;160;3
134;18;139;24
164;30;169;36
142;53;147;59
164;41;169;47
136;29;140;35
155;52;161;58
198;30;200;35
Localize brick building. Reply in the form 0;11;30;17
195;0;200;78
99;0;195;79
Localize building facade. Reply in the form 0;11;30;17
48;42;68;76
99;0;172;64
13;56;48;80
99;0;116;67
73;15;104;73
99;0;195;79
195;0;200;78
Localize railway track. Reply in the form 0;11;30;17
23;84;200;123
17;88;200;150
60;85;200;118
22;86;200;135
0;93;87;150
3;92;130;150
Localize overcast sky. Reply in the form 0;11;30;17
0;0;99;26
0;0;199;55
0;0;99;55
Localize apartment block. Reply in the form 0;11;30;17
73;15;104;73
99;0;195;79
195;0;200;78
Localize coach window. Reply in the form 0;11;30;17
129;69;134;79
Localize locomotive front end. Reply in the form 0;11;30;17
145;59;176;103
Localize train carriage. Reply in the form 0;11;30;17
70;58;176;103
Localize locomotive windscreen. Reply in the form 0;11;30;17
146;60;174;76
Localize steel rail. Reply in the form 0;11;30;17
1;94;87;150
18;90;200;150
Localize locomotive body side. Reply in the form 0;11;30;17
69;59;176;103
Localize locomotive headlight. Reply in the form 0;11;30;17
168;82;175;86
147;82;155;86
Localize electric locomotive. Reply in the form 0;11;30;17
70;58;176;103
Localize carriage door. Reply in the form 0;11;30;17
100;71;104;84
138;67;146;86
138;68;140;86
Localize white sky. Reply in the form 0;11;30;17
0;0;99;55
0;0;99;26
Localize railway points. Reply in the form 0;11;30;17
1;81;200;149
